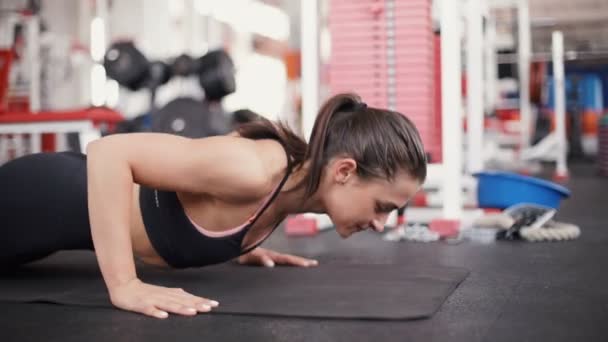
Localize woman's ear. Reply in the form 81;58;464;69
332;158;357;184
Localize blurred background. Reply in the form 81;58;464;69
0;0;308;139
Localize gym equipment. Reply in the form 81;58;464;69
469;203;581;243
518;32;568;179
103;41;150;91
285;215;320;236
0;251;468;321
0;108;124;160
104;44;236;102
460;226;500;244
103;45;237;138
0;49;13;113
383;223;440;243
170;54;197;77
112;112;153;134
474;171;571;209
518;220;581;242
198;49;236;101
146;61;172;90
284;214;334;237
151;97;232;138
428;219;461;238
496;203;556;241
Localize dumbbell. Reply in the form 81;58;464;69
104;41;172;91
146;61;172;90
169;50;236;101
103;41;150;91
105;42;236;101
198;49;236;101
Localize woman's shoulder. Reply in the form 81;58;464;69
228;130;288;173
203;134;288;200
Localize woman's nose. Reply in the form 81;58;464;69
371;216;387;232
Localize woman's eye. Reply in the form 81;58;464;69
375;205;391;213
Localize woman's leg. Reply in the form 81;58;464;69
0;152;93;267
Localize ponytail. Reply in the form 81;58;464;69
302;93;363;197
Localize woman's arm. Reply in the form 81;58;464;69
86;133;274;318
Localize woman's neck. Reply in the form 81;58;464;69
277;161;326;215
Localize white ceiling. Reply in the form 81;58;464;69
529;0;608;53
434;0;608;56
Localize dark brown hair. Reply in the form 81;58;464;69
236;93;427;197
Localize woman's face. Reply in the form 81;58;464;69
322;158;420;238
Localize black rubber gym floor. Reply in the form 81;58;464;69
1;161;607;342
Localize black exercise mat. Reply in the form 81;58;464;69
0;251;468;320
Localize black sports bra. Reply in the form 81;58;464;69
139;144;292;269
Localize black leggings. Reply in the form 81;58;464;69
0;152;93;268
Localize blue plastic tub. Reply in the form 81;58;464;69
473;171;571;209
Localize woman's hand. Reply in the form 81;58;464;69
237;247;319;268
109;278;219;319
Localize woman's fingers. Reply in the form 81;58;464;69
166;288;219;311
154;298;198;316
237;248;318;268
142;305;169;319
269;252;318;267
260;254;276;267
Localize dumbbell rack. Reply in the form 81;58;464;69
328;0;439;161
